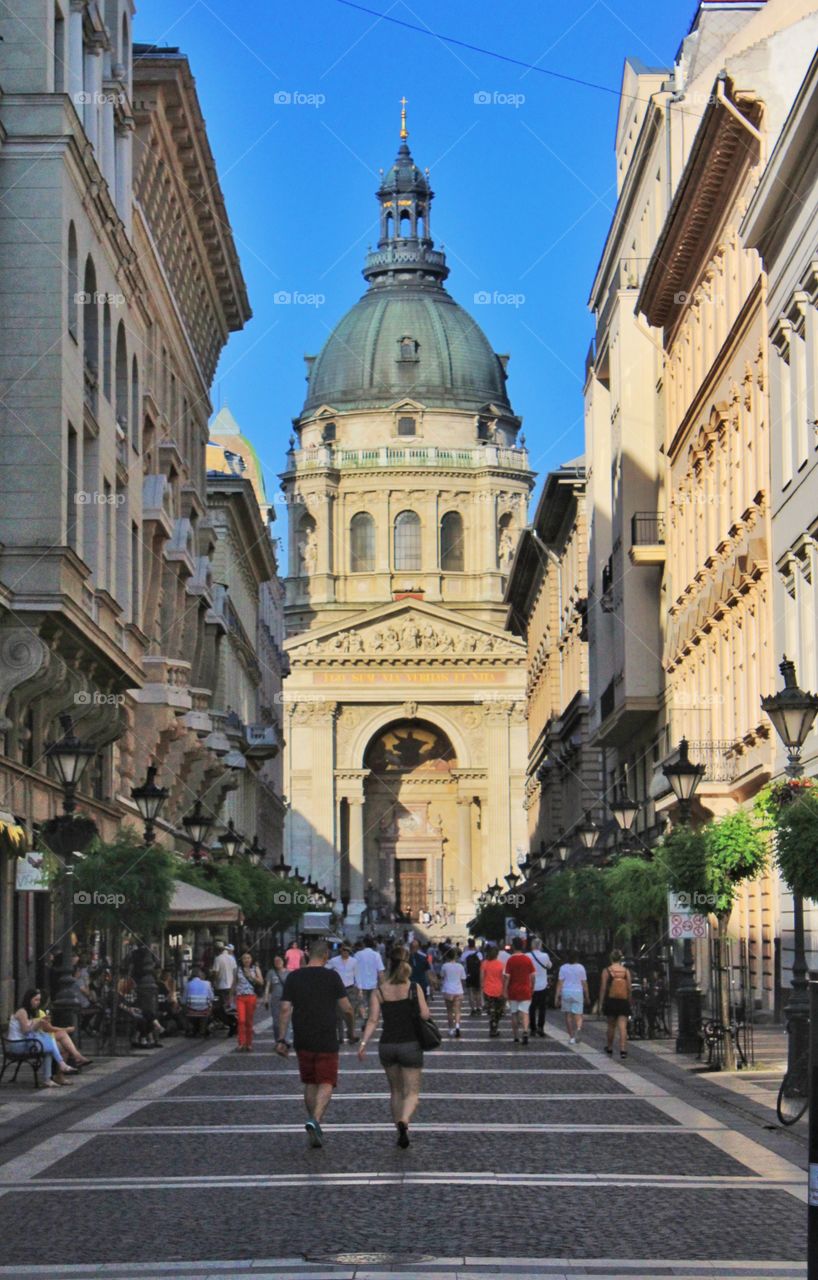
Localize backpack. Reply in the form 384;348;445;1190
607;967;630;1001
465;952;481;983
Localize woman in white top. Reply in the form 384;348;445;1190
555;950;590;1044
440;949;467;1039
6;989;77;1087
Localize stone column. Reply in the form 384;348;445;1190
68;2;84;105
485;701;512;881
309;702;337;890
115;122;132;235
83;41;102;151
347;796;366;921
456;795;473;922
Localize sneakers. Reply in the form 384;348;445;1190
513;1036;519;1043
305;1119;323;1148
568;1036;576;1044
455;1026;461;1038
396;1121;410;1149
449;1027;456;1038
522;1034;529;1045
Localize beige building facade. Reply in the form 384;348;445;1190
281;124;532;929
506;463;603;861
0;5;250;1012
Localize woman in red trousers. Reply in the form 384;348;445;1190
235;950;263;1051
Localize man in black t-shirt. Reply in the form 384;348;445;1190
279;939;353;1148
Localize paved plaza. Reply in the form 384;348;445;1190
0;999;809;1279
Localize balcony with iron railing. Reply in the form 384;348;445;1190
630;512;666;566
284;443;530;474
685;740;739;784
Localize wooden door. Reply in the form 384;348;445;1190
396;858;426;920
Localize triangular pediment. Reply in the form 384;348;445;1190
386;397;426;413
286;598;525;666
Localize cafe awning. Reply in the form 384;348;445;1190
167;879;242;925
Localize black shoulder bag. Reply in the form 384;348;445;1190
409;981;442;1051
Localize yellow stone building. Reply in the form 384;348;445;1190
281;121;533;930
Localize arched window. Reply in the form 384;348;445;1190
115;321;128;436
417;208;425;238
131;356;139;451
440;511;464;572
497;512;515;570
82;256;98;374
297;512;317;576
394;510;421;571
102;301;112;401
399;209;412;238
67;223;78;340
384;210;394;238
350;512;375;572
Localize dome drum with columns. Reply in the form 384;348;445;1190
280;108;533;934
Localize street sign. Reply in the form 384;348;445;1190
667;891;708;939
15;851;48;891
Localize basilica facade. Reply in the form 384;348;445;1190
281;119;533;928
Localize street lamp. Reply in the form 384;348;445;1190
45;714;96;814
577;811;600;851
131;764;168;847
219;820;242;862
662;738;705;822
272;855;292;877
761;656;818;1081
247;835;264;867
662;739;705;1053
505;869;521;892
44;715;99;1032
611;785;640;839
182;799;212;863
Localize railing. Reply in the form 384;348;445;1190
686;740;739;783
287;444;529;472
631;512;666;546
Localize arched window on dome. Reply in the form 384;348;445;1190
399;209;412;238
350;512;375;572
417;207;426;238
394;510;421;571
440;511;464;572
384;210;394;239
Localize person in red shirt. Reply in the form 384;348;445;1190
502;936;536;1045
480;945;506;1038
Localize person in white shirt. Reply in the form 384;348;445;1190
327;945;360;1044
210;942;237;1017
528;936;552;1038
440;949;467;1038
352;938;385;1025
555;950;590;1043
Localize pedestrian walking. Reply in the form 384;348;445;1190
480;945;506;1036
358;945;429;1148
440;948;466;1038
555;950;590;1043
264;954;287;1040
599;949;632;1060
528;936;552;1037
408;939;431;1000
277;940;354;1148
460;937;484;1016
210;941;237;1023
327;943;360;1043
352;936;385;1027
285;940;306;971
235;950;263;1052
503;936;535;1045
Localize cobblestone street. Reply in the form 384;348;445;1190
0;1001;809;1279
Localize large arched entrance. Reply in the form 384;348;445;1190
363;720;457;922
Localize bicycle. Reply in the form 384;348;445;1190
776;1018;809;1126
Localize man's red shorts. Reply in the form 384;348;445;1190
296;1050;339;1086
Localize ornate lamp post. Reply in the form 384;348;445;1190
130;764;169;1026
577;811;600;853
246;835;264;867
557;835;569;870
182;799;212;864
45;715;97;1030
761;657;818;1078
663;738;706;1053
611;785;640;851
219;821;242;862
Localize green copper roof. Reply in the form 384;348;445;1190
301;130;513;419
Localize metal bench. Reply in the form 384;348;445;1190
0;1031;45;1088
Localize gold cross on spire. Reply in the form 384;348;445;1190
400;95;408;139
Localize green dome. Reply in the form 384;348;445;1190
303;284;512;416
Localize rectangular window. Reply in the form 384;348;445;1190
53;4;65;93
66;423;78;551
131;521;140;626
104;480;113;592
397;416;416;437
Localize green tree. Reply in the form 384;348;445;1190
604;855;669;954
756;778;818;901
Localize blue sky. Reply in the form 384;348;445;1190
134;0;694;502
